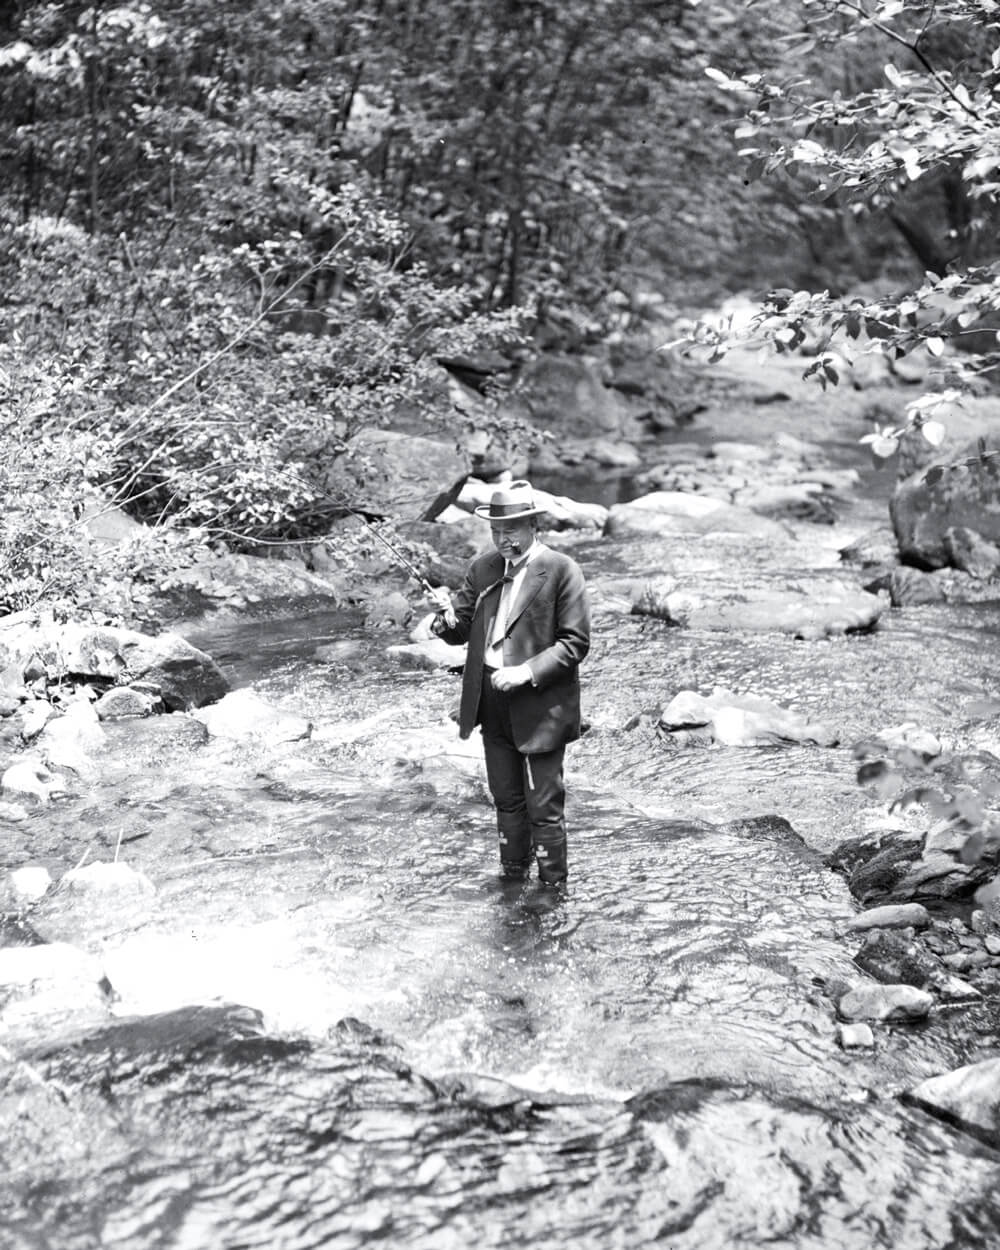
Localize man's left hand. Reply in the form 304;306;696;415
491;664;533;692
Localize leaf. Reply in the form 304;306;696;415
857;760;901;798
857;760;891;785
869;434;900;459
925;337;945;356
890;786;937;812
920;420;945;446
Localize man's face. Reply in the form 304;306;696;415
490;517;534;561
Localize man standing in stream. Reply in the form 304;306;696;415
429;479;591;888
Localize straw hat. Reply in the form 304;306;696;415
473;479;546;521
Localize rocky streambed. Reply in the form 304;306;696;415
3;348;1000;1248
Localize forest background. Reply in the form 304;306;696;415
2;0;999;621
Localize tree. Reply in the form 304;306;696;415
692;0;1000;435
696;0;1000;903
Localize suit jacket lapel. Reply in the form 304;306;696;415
505;560;547;631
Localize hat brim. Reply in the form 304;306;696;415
473;503;547;520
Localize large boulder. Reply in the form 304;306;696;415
633;580;883;640
907;1057;1000;1144
837;982;933;1022
605;492;791;542
0;614;228;711
322;427;470;520
890;449;1000;570
507;354;638;441
827;828;999;905
658;687;839;747
155;551;348;618
192;688;312;743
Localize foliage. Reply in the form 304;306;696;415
692;0;1000;421
694;0;1000;893
0;0;801;618
0;348;209;621
8;0;1000;621
854;710;1000;909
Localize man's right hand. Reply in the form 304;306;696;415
428;586;457;628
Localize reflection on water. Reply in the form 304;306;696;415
5;551;1000;1245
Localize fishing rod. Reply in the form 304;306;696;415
297;473;441;597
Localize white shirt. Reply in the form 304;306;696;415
486;539;541;663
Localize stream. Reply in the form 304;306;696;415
4;418;1000;1247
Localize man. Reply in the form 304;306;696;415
429;480;590;887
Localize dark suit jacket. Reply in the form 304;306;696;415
433;545;590;753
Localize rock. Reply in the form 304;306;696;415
19;699;52;738
846;903;932;931
887;566;949;606
852;929;943;987
323;427;470;520
192;689;312;744
585;439;642;469
36;698;105;775
512;354;637;440
890;450;1000;570
896;851;991;901
838;1022;875;1049
364;591;412;629
731;481;838;523
658;687;838;747
943;526;1000;579
636;580;882;640
157;551;346;619
94;685;162;720
684;586;882;640
840;526;900;570
60;860;156;896
710;440;773;464
1;759;67;805
6;866;52;904
828;828;998;905
906;1056;1000;1143
934;975;981;1002
0;615;229;711
606;491;794;542
113;630;229;710
837;983;934;1022
396;518;482;561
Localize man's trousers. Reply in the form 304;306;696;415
479;675;568;885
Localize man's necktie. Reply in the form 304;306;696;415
488;564;516;662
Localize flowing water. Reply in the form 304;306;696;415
3;469;1000;1248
